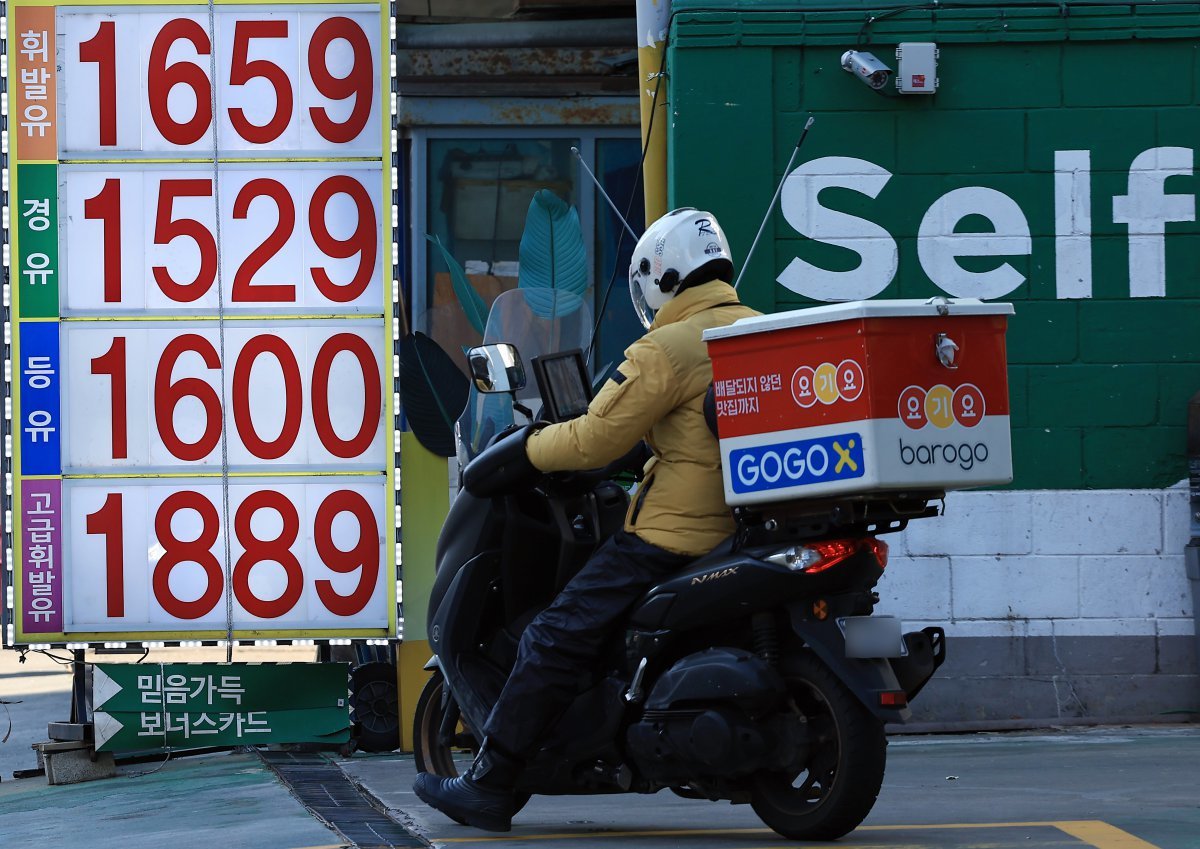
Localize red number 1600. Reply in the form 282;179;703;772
89;332;382;462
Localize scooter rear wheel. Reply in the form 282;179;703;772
413;671;472;776
412;672;531;813
749;651;887;841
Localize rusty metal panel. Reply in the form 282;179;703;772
517;0;633;9
394;22;638;100
396;0;517;17
398;0;633;19
397;47;637;79
396;76;636;98
395;95;638;127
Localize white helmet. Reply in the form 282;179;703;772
629;208;734;329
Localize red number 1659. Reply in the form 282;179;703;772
79;16;372;147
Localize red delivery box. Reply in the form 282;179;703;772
702;299;1014;506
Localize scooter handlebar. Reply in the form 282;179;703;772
462;429;650;499
462;424;543;498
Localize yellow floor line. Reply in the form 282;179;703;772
431;821;1161;848
434;828;770;843
1053;822;1164;849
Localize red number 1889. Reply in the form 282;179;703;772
87;487;381;621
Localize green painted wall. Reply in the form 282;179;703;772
667;1;1200;490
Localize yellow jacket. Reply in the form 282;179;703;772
526;281;759;556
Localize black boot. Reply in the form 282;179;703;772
412;739;522;832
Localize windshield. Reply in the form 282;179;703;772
456;288;593;461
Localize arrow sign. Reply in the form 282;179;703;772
93;712;124;751
93;663;350;714
94;707;350;753
92;663;352;753
92;666;122;712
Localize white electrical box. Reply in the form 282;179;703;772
896;42;938;93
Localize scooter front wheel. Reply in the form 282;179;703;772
749;651;887;841
412;671;532;812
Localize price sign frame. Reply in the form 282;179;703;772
5;0;398;645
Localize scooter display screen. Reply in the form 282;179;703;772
533;350;592;422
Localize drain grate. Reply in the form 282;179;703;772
260;751;425;849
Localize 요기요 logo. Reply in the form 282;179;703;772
791;359;865;408
897;383;985;430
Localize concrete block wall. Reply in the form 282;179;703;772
874;486;1199;724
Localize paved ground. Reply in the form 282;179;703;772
0;645;317;779
3;647;1198;849
0;750;342;849
0;648;74;779
1;646;343;849
341;726;1200;849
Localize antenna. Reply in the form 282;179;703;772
733;116;815;290
571;146;641;242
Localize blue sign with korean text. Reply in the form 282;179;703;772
19;321;60;475
729;432;866;495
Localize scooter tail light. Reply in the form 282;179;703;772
766;537;888;574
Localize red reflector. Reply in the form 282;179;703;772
801;539;859;574
808;539;858;561
801;538;889;574
879;690;908;707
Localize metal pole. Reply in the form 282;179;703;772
571;147;639;241
733;117;815;291
70;649;88;725
1186;391;1200;685
635;0;670;225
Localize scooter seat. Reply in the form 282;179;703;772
627;535;735;630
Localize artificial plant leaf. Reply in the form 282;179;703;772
518;189;588;318
426;232;488;335
398;331;470;457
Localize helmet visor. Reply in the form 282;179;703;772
629;269;655;330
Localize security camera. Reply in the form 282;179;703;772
841;50;893;90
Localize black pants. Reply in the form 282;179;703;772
481;530;692;757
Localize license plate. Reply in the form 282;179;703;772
839;616;904;658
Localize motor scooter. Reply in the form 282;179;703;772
414;289;945;840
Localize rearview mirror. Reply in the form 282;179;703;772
466;343;527;394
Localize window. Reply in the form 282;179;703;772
410;129;643;375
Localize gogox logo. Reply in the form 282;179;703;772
730;433;865;494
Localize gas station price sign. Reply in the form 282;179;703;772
6;1;397;644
